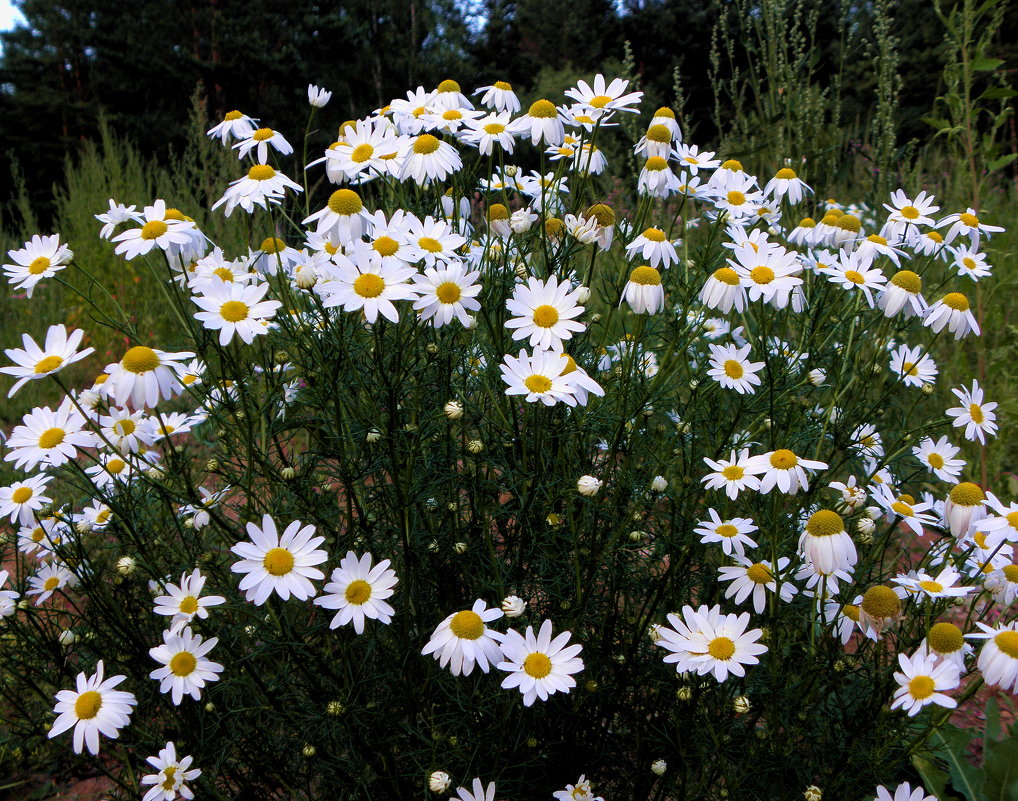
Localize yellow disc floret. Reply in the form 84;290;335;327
949;481;984;506
928;622;964;654
861;585;901;619
629;266;662;286
262;547;294;576
328;189;363;215
449;610;485;639
806;510;844;537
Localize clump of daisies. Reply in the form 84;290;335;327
0;72;1012;801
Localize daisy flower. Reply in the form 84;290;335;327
946;380;998;444
553;776;602;801
913;436;965;482
153;569;226;633
48;661;136;755
674;143;719;174
894;566;974;602
699;266;746;314
112;200;195;260
634;123;674;158
889;344;937;388
984;564;1018;605
625;227;679;269
707;343;764;394
695;509;758;557
314;551;398;634
99;407;155;454
230;514;328;604
422;599;505;676
917;621;972;670
0;473;53;527
944;480;987;538
718;556;796;614
829;476;867;512
799;510;857;574
763;167;812;204
192;281;281;346
882;189;939;233
3;234;73;297
872;486;939;537
505;275;585;352
317;255;419;324
95;200;139;240
27;563;77;604
657;604;767;683
102;345;194;409
558;354;605;405
403;215;466;267
713;178;764;221
950;245;991;280
890;651;959;716
474;80;519;113
877;269;926;319
510;99;565;146
497;619;584;706
937;208;1004;247
564;74;643;118
461;112;516;156
729;242;803;309
975;492;1018;548
638;156;680;197
233;126;293;163
500;348;581;407
453;778;497;801
0;570;19;617
623;265;665;314
141;741;201;801
400;133;462;184
701;449;761;500
5;399;95;470
874;783;938;801
855;233;907;266
1;324;94;397
412;263;482;328
923;292;979;339
824;251;886;307
302;189;371;243
178;486;229;529
207;109;256;143
745;449;828;495
149;626;223;705
211;164;302;217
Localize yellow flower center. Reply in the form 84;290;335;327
1002;565;1018;582
38;428;66;449
993;631;1018;658
44;576;60;591
836;215;861;232
908;675;935;700
654;106;676;118
372;236;400;257
247;164;276;181
494;80;512;90
727;191;746;206
353;273;385;299
707;636;736;660
970;404;985;424
775;168;797;180
798;217;816;228
523;652;553;678
529;99;558;119
721;159;743;171
11;486;34;504
715;524;739;539
747;563;772;584
629;266;662;286
643;227;667;243
437;79;461;93
721;465;744;480
806;510;844;537
161;767;178;791
260;237;285;254
30;526;45;542
928;622;963;653
328;189;363;215
644;156;668;171
220;300;249;323
927;231;944;243
350;143;374;163
949;481;984;506
861;585;900;619
532;304;560;328
891;500;914;517
74;691;103;720
179;595;199;615
926;453;944;469
866;234;888;245
422;280;459;306
33;355;64;374
890;270;922;293
107;458;126;474
750;266;774;285
960;212;979;227
488;203;509;221
586;204;615;227
483;123;506;135
588;94;612;109
344;579;372;605
1006;512;1018;531
252;127;274;141
646;124;671;143
919;580;944;593
170;651;197;676
262;547;294;576
714;267;740;286
141;220;168;240
723;359;744;379
449;610;485;639
28;257;51;275
413;134;441;155
843;604;860;622
900;205;920;220
122;346;160;373
442;109;463;121
942;292;969;311
769;449;798;469
524;375;552;394
419;237;443;253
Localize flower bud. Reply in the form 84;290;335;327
651;759;667;776
575;286;591;303
808;368;826;386
58;629;78;646
302;744;316;758
453;541;468;554
115;556;136;576
429;771;451;794
444;400;464;420
467;439;484;454
366;430;381;443
281;467;297;480
804;786;823;801
733;695;751;714
650;475;668;492
295;266;318;289
501;595;527;617
577;475;602;497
